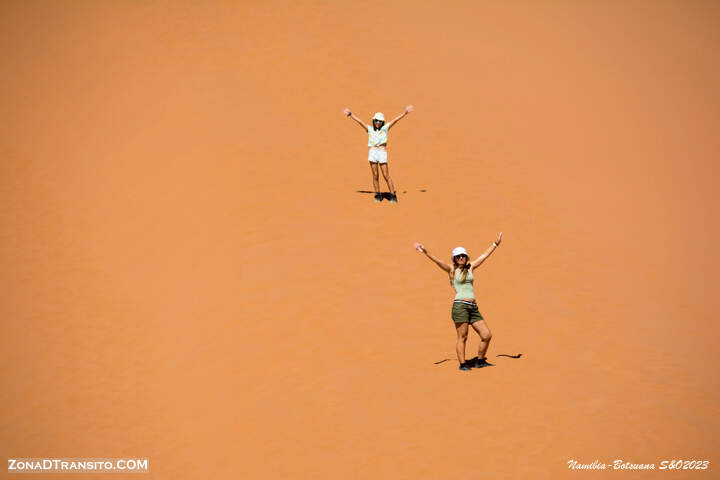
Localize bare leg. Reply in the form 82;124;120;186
470;320;492;360
379;163;396;195
455;322;469;365
369;162;380;193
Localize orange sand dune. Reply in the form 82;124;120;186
1;1;719;478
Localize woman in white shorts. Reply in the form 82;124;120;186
343;105;413;203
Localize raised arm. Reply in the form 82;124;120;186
471;232;503;270
414;242;451;273
387;104;414;129
343;108;368;131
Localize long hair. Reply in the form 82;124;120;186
373;120;385;131
452;256;470;283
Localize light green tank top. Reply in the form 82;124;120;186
452;268;475;299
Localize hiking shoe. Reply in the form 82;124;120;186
459;362;472;371
470;356;493;368
389;193;398;203
374;193;382;202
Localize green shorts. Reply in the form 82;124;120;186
451;301;484;324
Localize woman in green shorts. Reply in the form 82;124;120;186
414;233;503;371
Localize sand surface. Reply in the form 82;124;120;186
2;1;719;478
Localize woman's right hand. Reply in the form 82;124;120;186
343;108;351;116
414;242;426;253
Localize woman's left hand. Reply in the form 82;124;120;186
405;104;414;113
495;232;503;246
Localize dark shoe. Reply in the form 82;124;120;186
389;193;398;203
470;356;493;368
374;193;382;202
459;362;472;371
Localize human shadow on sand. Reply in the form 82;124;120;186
356;191;394;200
356;189;427;199
433;353;522;365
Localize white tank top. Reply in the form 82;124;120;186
367;124;389;147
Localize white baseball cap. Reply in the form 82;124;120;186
452;246;468;258
372;112;385;122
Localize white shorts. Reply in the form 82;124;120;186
368;148;388;164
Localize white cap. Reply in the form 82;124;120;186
372;112;385;122
452;246;468;258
